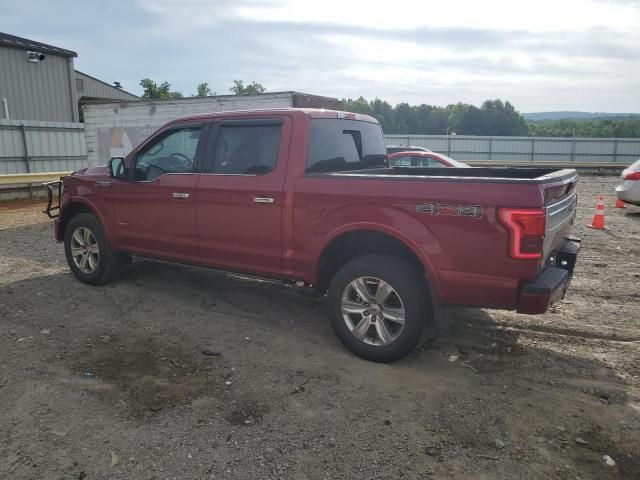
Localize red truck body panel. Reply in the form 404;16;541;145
55;108;579;314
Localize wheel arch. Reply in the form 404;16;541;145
314;225;440;297
60;198;114;247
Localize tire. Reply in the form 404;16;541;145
64;213;128;285
327;254;430;362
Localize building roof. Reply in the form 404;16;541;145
0;32;77;57
75;70;139;100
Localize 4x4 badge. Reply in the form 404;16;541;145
416;202;482;219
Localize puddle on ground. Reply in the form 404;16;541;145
67;336;221;419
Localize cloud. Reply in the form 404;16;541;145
233;0;639;32
0;0;638;111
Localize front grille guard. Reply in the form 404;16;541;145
43;180;63;219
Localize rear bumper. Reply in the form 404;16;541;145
616;181;640;205
517;237;581;314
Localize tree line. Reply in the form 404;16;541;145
137;78;640;138
139;79;266;99
526;119;640;138
343;97;640;138
343;97;528;136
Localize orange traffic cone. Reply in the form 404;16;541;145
587;195;607;230
614;198;626;209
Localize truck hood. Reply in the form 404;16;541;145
72;166;108;176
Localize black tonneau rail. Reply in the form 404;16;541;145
309;167;578;184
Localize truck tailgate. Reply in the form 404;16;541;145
542;174;578;263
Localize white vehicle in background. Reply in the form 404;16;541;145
616;159;640;206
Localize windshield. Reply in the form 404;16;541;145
306;119;387;173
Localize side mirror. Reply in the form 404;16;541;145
108;157;126;179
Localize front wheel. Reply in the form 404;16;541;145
64;213;128;285
327;255;430;362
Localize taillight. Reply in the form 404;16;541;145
498;208;546;260
624;171;640;181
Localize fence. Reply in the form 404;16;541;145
384;134;640;164
0;119;87;176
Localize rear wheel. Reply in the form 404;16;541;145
327;255;429;362
64;213;128;285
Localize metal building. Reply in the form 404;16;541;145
0;32;79;122
0;32;138;123
75;70;138;107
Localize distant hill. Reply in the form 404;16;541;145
523;111;640;122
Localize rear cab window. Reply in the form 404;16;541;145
306;119;387;173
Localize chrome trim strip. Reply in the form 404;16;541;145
548;194;575;216
546;194;576;234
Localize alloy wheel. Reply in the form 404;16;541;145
70;227;100;274
341;276;406;346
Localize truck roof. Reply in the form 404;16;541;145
172;108;380;125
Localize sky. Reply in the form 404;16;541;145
1;0;639;112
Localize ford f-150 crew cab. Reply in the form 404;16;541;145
45;108;581;362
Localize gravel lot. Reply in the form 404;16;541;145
1;176;639;480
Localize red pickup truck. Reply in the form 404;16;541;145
45;108;580;362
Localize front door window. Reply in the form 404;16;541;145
134;127;202;181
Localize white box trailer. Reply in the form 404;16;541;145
82;91;341;166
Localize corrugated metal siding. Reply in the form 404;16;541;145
0;119;86;175
384;134;640;164
618;140;640;155
83;93;298;165
76;71;139;101
0;46;76;122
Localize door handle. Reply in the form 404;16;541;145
254;196;275;204
172;192;190;199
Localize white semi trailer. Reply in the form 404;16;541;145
82;91;341;166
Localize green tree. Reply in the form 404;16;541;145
343;96;373;116
370;98;397;133
139;78;183;100
195;82;214;97
478;100;528;136
229;80;266;95
341;96;529;136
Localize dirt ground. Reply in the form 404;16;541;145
1;176;639;480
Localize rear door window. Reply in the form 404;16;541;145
306;119;387;173
211;123;281;175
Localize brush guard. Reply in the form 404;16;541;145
43;180;63;219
